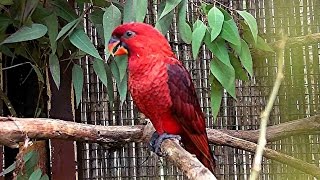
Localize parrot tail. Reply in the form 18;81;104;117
181;133;216;173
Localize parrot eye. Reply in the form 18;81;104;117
124;31;135;38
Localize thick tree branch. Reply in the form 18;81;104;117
0;116;320;178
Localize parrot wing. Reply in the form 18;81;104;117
166;59;215;172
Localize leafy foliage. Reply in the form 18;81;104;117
0;150;48;179
0;0;273;121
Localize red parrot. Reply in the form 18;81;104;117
108;22;216;173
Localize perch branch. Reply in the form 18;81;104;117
219;115;320;142
0;116;320;178
250;34;286;180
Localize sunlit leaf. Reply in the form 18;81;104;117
220;19;241;47
103;4;121;53
49;54;60;89
136;0;148;22
155;1;174;35
0;24;47;45
208;6;224;41
69;29;103;60
29;168;42;180
192;20;206;59
72;64;83;107
56;18;79;41
210;78;223;120
158;0;182;20
255;36;273;52
177;0;192;44
237;10;258;43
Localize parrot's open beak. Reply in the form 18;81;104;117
108;37;128;56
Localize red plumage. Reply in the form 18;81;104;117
109;22;216;173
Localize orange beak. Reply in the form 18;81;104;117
108;37;128;56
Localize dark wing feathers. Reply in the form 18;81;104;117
167;63;206;134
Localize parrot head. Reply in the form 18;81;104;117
108;22;173;57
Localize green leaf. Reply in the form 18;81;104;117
103;4;121;54
158;0;182;20
32;65;44;83
177;0;192;44
51;0;78;22
119;74;128;104
123;0;136;22
40;174;49;180
0;24;47;45
25;151;39;171
49;54;60;89
220;19;241;46
93;58;115;102
210;59;236;98
237;10;258;43
104;64;114;104
230;53;249;81
238;39;253;76
208;6;224;41
200;3;213;14
69;29;103;60
155;1;174;35
56;18;79;41
45;13;58;53
22;0;39;23
89;9;104;41
136;0;148;22
115;55;128;82
204;34;231;67
217;7;232;20
29;168;42;180
23;151;37;162
110;60;120;84
0;14;12;32
210;78;223;120
72;64;83;107
192;20;206;59
0;162;16;176
0;0;13;5
255;36;273;52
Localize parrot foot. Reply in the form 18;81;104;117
149;132;181;156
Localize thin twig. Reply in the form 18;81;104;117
249;34;287;180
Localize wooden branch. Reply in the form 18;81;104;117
217;115;320;142
0;116;320;178
207;130;320;178
0;117;216;179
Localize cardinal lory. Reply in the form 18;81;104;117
108;22;216;173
